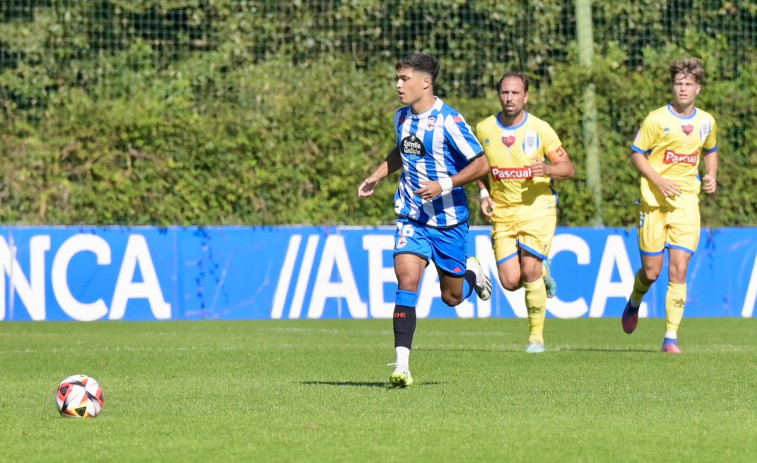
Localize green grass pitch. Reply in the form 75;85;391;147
1;317;755;462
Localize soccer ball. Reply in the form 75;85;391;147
56;375;104;418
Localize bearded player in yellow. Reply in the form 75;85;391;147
622;57;718;353
476;72;575;353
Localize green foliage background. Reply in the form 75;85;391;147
1;0;755;226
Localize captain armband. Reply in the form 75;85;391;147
547;146;567;163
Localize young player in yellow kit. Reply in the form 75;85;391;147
622;57;719;353
476;72;575;353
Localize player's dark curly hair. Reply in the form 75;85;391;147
396;53;440;85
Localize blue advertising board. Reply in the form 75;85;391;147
1;226;755;321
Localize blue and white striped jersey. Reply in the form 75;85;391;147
393;97;484;227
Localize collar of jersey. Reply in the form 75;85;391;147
666;104;697;120
496;111;529;130
409;97;443;118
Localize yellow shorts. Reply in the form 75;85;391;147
491;204;556;263
637;203;700;255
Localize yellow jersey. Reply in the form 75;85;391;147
631;104;717;209
476;112;565;208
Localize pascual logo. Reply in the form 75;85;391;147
663;149;698;165
491;165;533;180
401;134;425;158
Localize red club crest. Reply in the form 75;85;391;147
502;135;515;147
681;124;693;135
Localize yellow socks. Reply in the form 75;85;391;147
524;278;546;343
630;271;651;307
665;282;686;335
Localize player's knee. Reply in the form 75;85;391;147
396;276;421;292
441;290;463;307
499;275;520;291
668;264;689;281
642;268;661;283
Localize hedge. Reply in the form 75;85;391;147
0;1;755;226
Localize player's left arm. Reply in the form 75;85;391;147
702;150;718;194
415;153;490;201
453;153;491;187
530;125;575;180
531;145;575;180
701;117;718;194
416;112;490;200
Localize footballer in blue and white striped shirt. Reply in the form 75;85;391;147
358;53;492;387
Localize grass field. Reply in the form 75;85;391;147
1;317;755;463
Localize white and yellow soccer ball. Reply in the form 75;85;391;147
56;375;104;418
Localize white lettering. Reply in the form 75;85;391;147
742;254;757;317
474;234;497;317
290;235;319;318
0;235;50;320
109;235;171;320
362;235;396;318
271;234;301;319
52;234;110;321
491;166;533;180
545;234;590;318
307;235;367;319
456;291;475;318
663;149;698;165
403;138;424;156
588;235;646;318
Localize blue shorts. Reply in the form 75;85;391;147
393;217;468;277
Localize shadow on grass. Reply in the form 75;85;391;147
302;381;442;388
414;347;520;353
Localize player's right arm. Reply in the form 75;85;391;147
474;121;494;220
630;114;681;198
477;177;493;220
358;146;402;197
629;151;681;198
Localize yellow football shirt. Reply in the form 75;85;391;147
631;104;717;209
476;112;565;209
